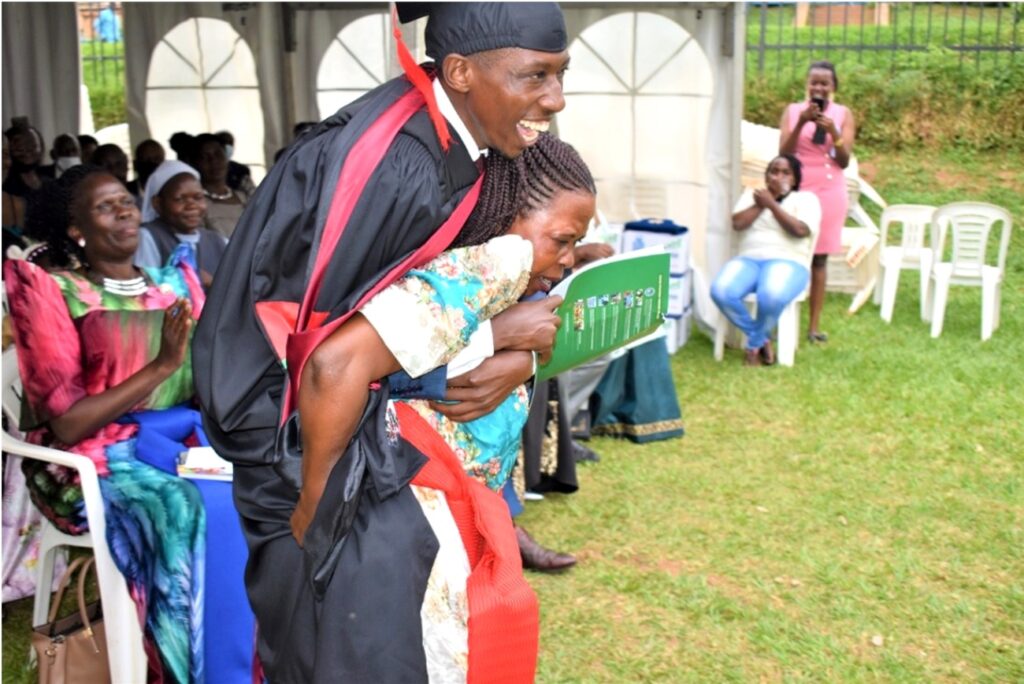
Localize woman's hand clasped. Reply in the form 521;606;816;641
154;297;193;374
753;188;777;209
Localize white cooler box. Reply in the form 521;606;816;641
620;219;690;276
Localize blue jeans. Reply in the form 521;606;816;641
711;257;809;350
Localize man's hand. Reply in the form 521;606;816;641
491;297;563;356
290;494;317;547
429;350;533;422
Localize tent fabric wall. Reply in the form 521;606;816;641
561;3;744;327
125;3;284;169
121;1;743;330
123;3;393;170
1;2;80;147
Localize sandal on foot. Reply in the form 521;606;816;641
807;331;829;344
760;340;776;366
744;348;763;366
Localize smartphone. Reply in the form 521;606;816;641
810;97;828;144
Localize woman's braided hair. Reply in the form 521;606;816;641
24;164;109;268
452;134;596;248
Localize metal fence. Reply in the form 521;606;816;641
747;2;1024;78
78;2;125;89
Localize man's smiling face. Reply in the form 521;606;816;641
458;47;570;158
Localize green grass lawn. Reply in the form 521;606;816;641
524;146;1023;682
3;147;1021;682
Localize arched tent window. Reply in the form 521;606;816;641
559;12;713;231
316;13;393;119
145;18;266;183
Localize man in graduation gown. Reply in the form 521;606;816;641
193;3;570;681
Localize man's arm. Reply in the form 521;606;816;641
293;314;401;545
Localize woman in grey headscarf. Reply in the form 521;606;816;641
135;159;227;289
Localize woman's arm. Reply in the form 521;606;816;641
48;298;193;444
291;313;401;546
5;261;194;445
779;104;816;156
831;107;856;169
761;191;810;238
732;203;762;231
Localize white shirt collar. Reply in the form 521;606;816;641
432;77;486;160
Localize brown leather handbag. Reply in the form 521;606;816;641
31;555;110;684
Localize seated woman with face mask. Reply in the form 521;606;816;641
711;154;821;366
135;159;228;289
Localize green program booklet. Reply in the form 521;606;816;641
536;248;671;381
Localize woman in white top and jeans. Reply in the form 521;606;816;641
711;154;821;366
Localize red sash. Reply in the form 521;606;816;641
395;403;539;684
263;84;483;421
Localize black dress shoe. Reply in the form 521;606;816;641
515;525;577;573
571;441;600;463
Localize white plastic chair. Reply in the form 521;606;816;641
2;349;147;683
875;204;938;323
713;210;815;367
924;202;1012;340
713;288;806;367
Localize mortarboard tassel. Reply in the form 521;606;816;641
391;3;452;152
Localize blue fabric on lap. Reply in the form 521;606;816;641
117;405;254;682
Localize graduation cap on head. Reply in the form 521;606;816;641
389;2;566;152
397;2;567;63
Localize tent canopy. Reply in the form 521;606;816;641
2;2;745;313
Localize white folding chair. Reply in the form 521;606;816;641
713;230;814;368
2;349;147;682
875;204;938;323
925;202;1012;340
713;287;807;367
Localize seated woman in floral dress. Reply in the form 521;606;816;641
4;165;250;682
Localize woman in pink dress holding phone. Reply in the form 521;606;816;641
779;60;857;343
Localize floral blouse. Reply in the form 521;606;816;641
361;234;533;491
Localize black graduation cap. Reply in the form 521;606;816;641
397;2;567;63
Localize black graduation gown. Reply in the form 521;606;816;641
192;74;479;682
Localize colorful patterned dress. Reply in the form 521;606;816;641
361;233;533;681
4;247;208;683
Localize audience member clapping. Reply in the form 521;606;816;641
711;154;820;366
2;163;225;680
